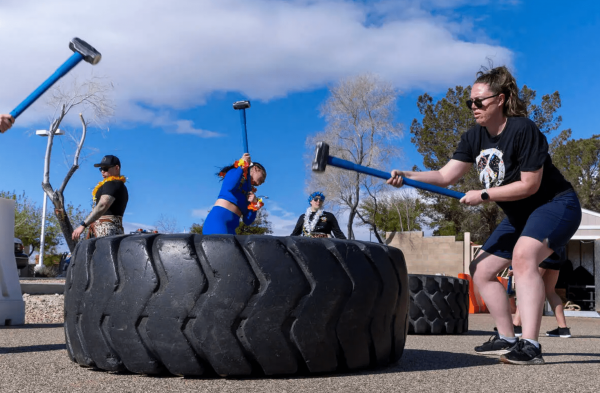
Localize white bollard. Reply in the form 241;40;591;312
0;198;25;325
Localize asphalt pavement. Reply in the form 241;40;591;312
1;314;599;393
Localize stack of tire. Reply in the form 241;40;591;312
64;234;410;377
408;274;469;335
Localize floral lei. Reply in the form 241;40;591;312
92;176;126;205
219;159;264;211
303;207;324;235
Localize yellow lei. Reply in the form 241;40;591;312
92;176;126;205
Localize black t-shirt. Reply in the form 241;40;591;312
95;180;128;216
291;211;347;239
452;117;572;218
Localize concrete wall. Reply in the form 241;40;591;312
385;231;465;277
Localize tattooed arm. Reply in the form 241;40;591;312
71;195;115;240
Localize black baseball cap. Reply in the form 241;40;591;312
93;155;121;168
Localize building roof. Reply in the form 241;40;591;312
573;208;600;240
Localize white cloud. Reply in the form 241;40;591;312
266;204;300;236
191;206;213;219
172;120;223;138
152;114;224;138
1;0;513;126
123;221;156;234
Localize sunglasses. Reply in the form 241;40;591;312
465;93;500;110
313;197;324;202
99;166;114;172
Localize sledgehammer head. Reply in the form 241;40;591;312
69;37;101;65
233;100;251;110
312;141;330;172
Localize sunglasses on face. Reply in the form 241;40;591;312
465;93;500;110
313;197;324;202
99;166;113;172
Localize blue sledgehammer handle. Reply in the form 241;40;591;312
10;52;84;119
328;156;466;200
507;266;514;295
239;109;249;153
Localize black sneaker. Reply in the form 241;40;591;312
546;327;571;338
493;325;522;337
475;335;518;355
500;340;545;365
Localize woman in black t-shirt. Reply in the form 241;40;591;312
387;66;581;365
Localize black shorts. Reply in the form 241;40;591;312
539;260;563;271
482;190;581;267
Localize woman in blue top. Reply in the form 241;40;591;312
387;66;581;365
203;153;267;235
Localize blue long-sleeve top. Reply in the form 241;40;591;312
217;166;257;225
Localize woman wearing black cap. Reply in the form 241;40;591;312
72;155;129;239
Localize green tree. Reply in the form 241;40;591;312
357;189;425;240
236;209;273;235
550;131;600;212
1;190;87;254
410;85;563;243
189;221;204;234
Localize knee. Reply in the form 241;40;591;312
511;250;536;275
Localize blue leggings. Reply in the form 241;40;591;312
203;206;240;235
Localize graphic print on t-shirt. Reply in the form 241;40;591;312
476;148;506;189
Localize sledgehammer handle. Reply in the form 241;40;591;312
10;52;84;119
328;156;466;199
239;109;249;153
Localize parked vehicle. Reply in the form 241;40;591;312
130;228;159;234
14;238;29;269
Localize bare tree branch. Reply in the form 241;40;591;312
307;73;403;239
40;76;115;252
154;214;179;234
58;113;87;195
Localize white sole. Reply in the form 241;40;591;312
546;334;571;338
475;349;511;356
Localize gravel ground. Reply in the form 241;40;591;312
20;279;66;284
1;310;599;393
23;294;64;324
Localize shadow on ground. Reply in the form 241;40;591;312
0;323;64;329
181;349;500;381
543;352;600;364
0;344;66;354
384;349;499;372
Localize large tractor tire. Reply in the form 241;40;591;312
64;234;409;377
408;274;469;335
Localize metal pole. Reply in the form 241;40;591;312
38;193;47;271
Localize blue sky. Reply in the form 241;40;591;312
1;0;599;243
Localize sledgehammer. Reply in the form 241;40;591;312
233;100;251;153
9;37;101;120
312;141;465;199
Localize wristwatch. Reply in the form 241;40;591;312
481;190;490;201
80;221;88;228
